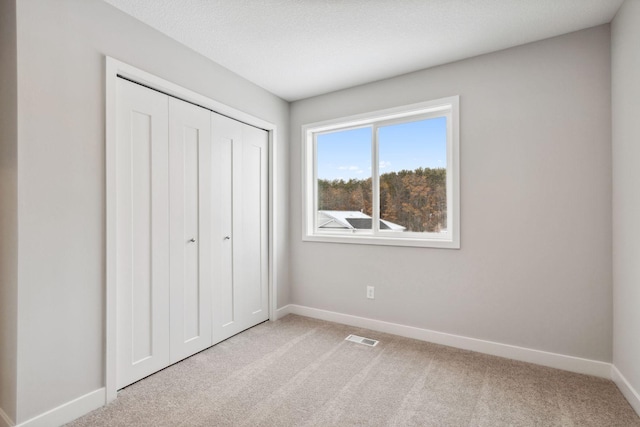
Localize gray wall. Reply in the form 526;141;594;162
6;0;624;422
0;0;18;423
612;0;640;400
289;26;612;362
14;0;289;422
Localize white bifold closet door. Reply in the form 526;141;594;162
211;113;269;344
116;79;171;389
168;98;213;363
115;78;269;390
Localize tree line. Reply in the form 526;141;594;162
318;167;447;232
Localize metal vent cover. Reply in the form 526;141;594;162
345;334;379;347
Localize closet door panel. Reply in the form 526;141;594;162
235;125;269;325
218;137;234;326
183;131;200;338
212;113;269;343
211;114;241;343
169;97;213;363
116;79;170;389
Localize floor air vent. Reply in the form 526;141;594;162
345;334;379;347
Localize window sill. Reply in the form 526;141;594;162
302;233;460;249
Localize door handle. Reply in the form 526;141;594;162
224;236;231;240
189;238;196;243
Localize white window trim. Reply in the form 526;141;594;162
302;96;460;249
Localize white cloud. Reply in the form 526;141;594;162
379;161;391;169
338;165;361;171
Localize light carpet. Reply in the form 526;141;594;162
68;315;639;426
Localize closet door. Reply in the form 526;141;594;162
169;98;213;363
211;113;269;344
115;77;269;389
116;79;170;389
234;124;269;329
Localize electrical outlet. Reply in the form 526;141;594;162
366;286;375;299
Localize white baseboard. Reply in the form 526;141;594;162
0;407;14;427
274;304;293;320
612;365;640;416
281;304;612;379
15;388;104;427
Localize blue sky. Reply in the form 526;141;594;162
317;117;447;181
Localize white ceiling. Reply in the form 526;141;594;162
103;0;623;101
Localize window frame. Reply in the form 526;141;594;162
302;96;460;249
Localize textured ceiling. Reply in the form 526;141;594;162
103;0;623;101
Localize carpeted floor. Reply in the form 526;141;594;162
68;315;639;426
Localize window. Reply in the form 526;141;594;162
302;96;459;248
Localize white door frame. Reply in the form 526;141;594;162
105;56;280;403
